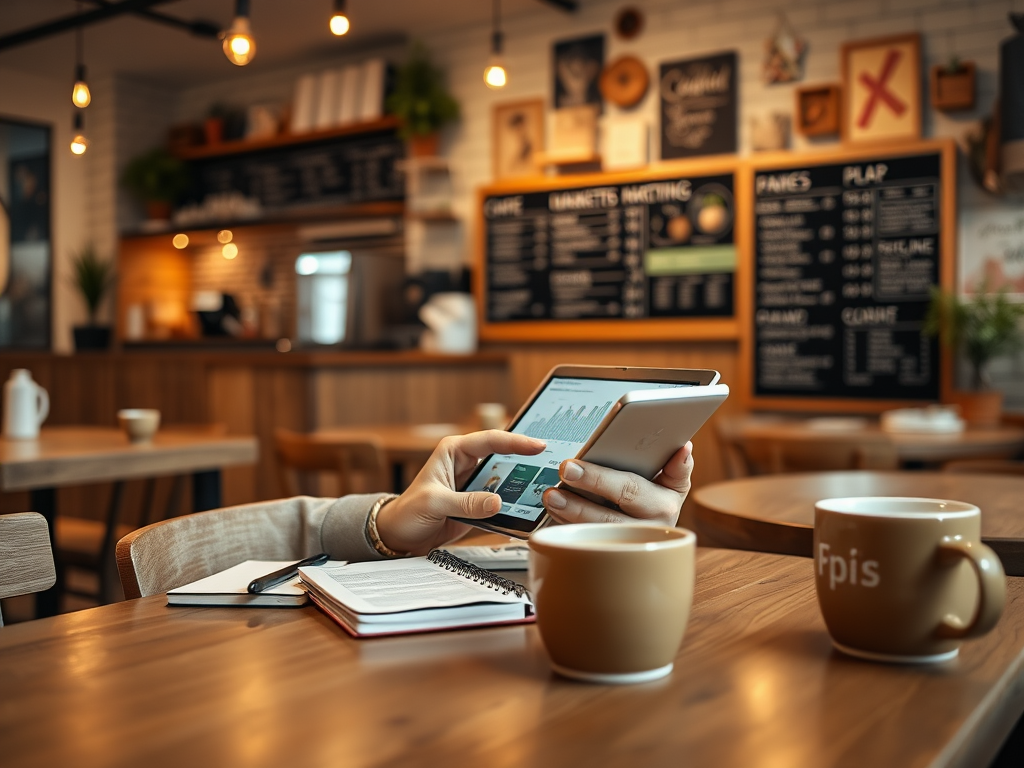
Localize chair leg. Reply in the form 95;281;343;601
140;478;158;527
97;481;125;605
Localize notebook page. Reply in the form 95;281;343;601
168;561;319;596
299;558;529;615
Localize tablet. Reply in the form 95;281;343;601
455;365;722;538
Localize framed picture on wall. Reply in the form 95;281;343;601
492;99;545;180
553;34;605;110
841;33;921;144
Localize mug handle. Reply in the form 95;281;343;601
35;385;49;426
934;538;1006;640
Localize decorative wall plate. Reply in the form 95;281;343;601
600;55;650;108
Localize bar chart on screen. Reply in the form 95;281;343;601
521;401;613;442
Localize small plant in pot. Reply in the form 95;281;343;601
70;245;116;351
386;42;460;157
121;148;189;223
924;286;1024;426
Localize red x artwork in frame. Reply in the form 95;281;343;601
841;33;922;145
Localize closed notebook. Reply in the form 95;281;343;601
299;549;534;637
167;560;343;607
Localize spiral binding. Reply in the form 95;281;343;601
427;549;528;598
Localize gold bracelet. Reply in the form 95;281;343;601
367;494;402;558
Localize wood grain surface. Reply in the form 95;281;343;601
691;471;1024;576
0;427;258;491
736;418;1024;463
1;548;1022;768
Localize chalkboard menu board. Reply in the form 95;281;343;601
479;165;739;340
747;141;954;407
188;129;405;214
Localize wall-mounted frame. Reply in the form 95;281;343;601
476;157;745;342
841;33;922;145
739;138;956;413
795;84;841;138
492;98;546;181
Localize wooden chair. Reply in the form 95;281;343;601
115;499;325;599
274;429;389;498
0;512;56;627
56;423;227;605
943;459;1024;475
736;433;899;474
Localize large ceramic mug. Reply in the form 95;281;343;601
814;497;1005;664
528;523;695;684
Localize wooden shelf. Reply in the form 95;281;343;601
407;210;458;222
173;116;401;160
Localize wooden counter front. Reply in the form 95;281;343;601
0;351;510;516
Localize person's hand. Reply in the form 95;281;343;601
542;442;693;527
374;430;546;555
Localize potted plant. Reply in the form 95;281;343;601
931;56;976;112
204;102;228;145
121;148;189;222
386;42;460;157
924;286;1024;426
70;244;116;351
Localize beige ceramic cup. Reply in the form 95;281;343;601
117;408;161;443
815;497;1005;664
528;523;695;684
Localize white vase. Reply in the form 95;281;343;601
3;369;49;440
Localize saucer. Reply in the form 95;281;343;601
551;662;673;684
832;641;959;665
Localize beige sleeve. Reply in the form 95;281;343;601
316;493;396;562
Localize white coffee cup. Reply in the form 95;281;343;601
118;409;161;443
476;402;507;430
3;369;49;440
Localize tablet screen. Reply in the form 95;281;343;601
462;377;692;527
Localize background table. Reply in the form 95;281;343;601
0;426;258;615
691;471;1024;575
737;418;1024;465
310;423;468;490
1;548;1022;768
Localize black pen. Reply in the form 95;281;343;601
247;553;329;594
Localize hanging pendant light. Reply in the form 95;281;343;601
330;0;350;36
222;0;256;66
483;0;507;89
70;112;89;155
71;6;91;107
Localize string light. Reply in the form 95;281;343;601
222;243;239;259
71;4;91;107
70;112;88;155
217;230;233;243
172;234;189;249
221;0;256;66
483;0;507;89
330;0;350;36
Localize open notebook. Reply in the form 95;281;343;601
299;549;534;637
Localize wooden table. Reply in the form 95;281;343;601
691;471;1024;576
310;422;469;490
737;417;1024;464
1;548;1021;768
0;426;258;616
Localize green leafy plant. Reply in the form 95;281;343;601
70;245;115;324
924;286;1024;390
121;148;189;204
386;42;460;140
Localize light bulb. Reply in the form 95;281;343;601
484;60;507;89
70;134;89;155
172;234;189;249
217;229;233;244
222;243;238;259
72;80;91;108
222;16;256;66
330;14;350;35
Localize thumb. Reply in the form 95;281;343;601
444;490;502;519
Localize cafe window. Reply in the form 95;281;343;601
0;117;51;348
295;251;352;345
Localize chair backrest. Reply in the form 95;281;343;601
0;512;56;626
713;415;755;479
115;498;327;599
274;429;388;497
943;459;1024;475
739;433;899;474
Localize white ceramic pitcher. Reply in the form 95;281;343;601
3;369;49;440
